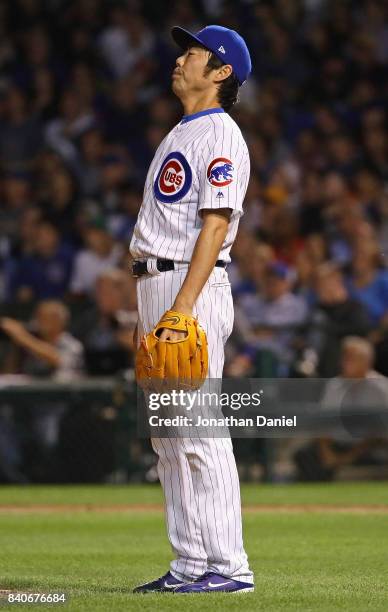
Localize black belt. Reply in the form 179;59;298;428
132;259;227;278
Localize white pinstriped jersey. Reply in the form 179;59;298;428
129;108;250;263
133;105;254;584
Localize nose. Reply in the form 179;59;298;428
176;54;184;67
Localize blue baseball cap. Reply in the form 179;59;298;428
171;25;252;86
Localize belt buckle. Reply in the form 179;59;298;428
146;259;161;276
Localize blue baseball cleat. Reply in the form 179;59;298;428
133;571;187;593
174;572;254;594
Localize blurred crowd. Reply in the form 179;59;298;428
1;0;388;483
0;0;388;383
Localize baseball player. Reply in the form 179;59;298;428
132;25;254;594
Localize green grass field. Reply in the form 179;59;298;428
1;483;387;611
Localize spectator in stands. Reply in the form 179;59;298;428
240;173;262;234
295;234;327;301
44;88;95;167
32;66;57;121
298;171;325;237
101;76;145;152
98;6;155;79
347;241;388;326
17;25;57;93
33;150;67;203
72;269;136;375
229;233;275;297
294;337;388;481
0;300;83;379
2;206;42;300
70;218;124;297
0;85;43;169
0;300;84;476
70;62;97;113
99;151;134;214
77;127;105;198
363;127;388;180
39;167;80;245
7;219;74;302
228;262;307;376
107;181;142;243
354;168;385;227
267;208;305;265
0;170;35;249
298;263;371;377
7;206;42;259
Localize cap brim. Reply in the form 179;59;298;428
171;26;206;51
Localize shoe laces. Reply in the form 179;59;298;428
194;571;213;582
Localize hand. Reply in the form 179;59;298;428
157;302;192;342
1;317;27;341
158;328;187;342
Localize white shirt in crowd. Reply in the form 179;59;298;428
53;332;84;381
70;244;124;295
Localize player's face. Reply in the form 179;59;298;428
172;46;214;98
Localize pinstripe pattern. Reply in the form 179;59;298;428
132;108;253;584
130;112;250;264
136;268;253;583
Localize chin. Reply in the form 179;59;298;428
171;80;182;97
171;82;180;98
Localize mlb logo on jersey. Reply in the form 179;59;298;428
207;157;234;187
154;151;192;203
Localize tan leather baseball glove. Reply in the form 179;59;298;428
135;310;208;391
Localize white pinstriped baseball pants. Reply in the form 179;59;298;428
136;265;253;583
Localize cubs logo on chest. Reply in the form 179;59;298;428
207;157;234;187
154;151;192;203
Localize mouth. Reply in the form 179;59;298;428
172;70;182;79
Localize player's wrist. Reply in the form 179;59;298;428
171;299;193;316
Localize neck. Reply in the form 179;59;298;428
181;93;221;117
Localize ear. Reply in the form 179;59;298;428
214;64;233;83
